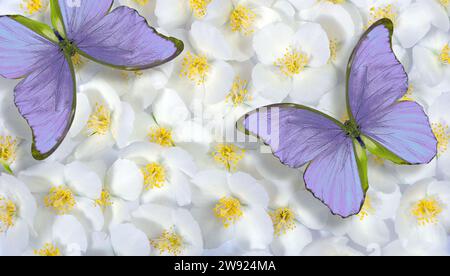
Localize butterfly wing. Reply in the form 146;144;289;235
0;16;75;160
238;104;368;217
53;0;183;70
347;19;437;164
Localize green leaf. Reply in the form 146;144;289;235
50;0;66;37
9;15;58;43
361;135;410;165
353;139;369;192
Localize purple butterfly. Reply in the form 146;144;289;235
0;0;183;160
238;19;438;218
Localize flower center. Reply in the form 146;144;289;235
0;136;17;166
368;5;398;27
134;0;150;5
440;44;450;65
270;208;296;236
440;0;449;7
180;52;210;85
432;123;450;156
148;127;175;147
21;0;44;15
141;163;166;190
214;197;243;228
326;0;345;4
212;144;245;172
34;243;61;256
400;85;414;101
329;39;338;62
357;196;375;221
71;52;84;69
411;197;443;226
275;47;309;77
87;103;111;136
189;0;212;18
151;228;184;256
0;197;16;232
226;77;252;106
230;5;256;35
95;189;113;209
44;186;76;215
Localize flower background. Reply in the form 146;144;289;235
0;0;450;256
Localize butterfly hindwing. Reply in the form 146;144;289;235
238;104;368;217
53;0;184;70
347;19;437;164
0;16;76;160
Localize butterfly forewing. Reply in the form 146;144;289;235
239;104;368;217
347;19;437;164
0;17;76;160
54;0;183;70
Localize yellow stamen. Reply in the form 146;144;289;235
95;190;113;209
0;197;16;232
411;197;443;226
71;52;84;69
400;85;414;101
440;0;449;7
148;127;175;147
44;186;76;215
372;155;385;166
357;196;375;221
87;104;111;136
329;39;338;63
150;228;184;256
34;243;61;256
432;122;450;156
180;52;210;85
275;47;309;77
440;44;450;65
230;5;256;35
0;136;17;166
367;5;398;27
134;0;150;5
326;0;345;4
212;144;245;172
226;77;252;107
270;208;296;236
21;0;44;15
189;0;212;18
141;163;166;190
214;197;243;228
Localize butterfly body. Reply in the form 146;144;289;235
239;19;438;218
0;0;184;160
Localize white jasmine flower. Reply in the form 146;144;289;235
252;22;333;104
120;142;197;206
26;215;87;256
111;205;203;256
132;88;212;153
1;0;49;19
428;92;450;179
155;0;232;30
350;0;447;49
413;30;450;87
191;170;273;250
395;179;450;255
18;161;104;232
0;174;36;256
70;78;135;160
